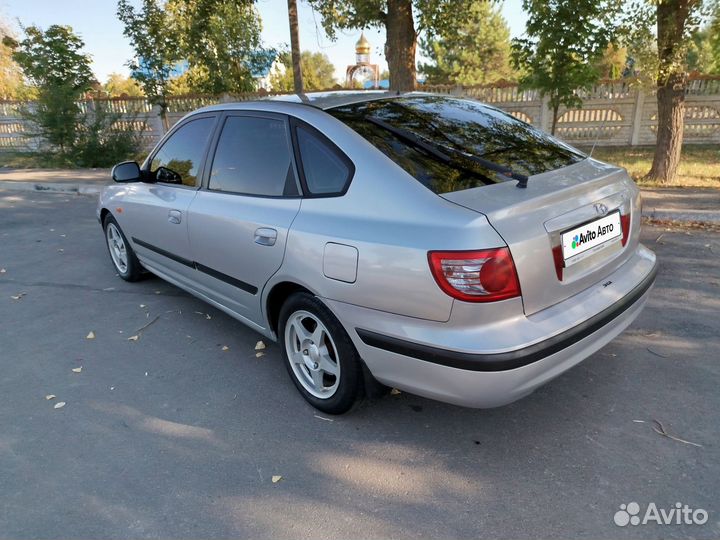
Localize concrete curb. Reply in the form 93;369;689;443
0;180;104;196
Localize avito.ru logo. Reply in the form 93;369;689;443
614;502;708;527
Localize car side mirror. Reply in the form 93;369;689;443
112;161;142;183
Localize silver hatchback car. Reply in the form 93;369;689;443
98;92;657;414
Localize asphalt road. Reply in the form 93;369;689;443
1;189;719;540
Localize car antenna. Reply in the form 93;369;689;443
589;102;611;158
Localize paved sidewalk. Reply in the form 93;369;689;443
0;167;717;225
642;188;720;225
0;167;110;195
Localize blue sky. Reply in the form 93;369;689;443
0;0;527;82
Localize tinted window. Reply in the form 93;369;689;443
209;116;298;197
151;117;214;187
296;125;352;195
327;96;586;194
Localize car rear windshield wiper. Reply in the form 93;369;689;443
366;117;452;163
366;116;529;188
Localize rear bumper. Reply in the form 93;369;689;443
323;244;657;408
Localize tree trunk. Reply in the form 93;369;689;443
287;0;303;95
647;73;685;182
646;0;692;183
550;102;560;135
385;0;416;92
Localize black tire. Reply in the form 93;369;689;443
278;292;363;414
102;213;143;282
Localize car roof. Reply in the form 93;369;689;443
194;90;439;115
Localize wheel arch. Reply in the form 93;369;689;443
265;281;315;337
100;207;111;225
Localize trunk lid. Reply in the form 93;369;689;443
441;158;641;315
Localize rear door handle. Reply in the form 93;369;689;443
168;210;182;224
254;228;277;246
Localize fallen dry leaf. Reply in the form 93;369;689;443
222;345;229;351
255;340;266;351
271;475;282;483
86;331;95;340
127;335;139;342
45;394;56;400
54;401;66;409
71;367;82;373
390;388;402;395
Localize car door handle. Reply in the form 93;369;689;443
254;228;277;246
168;210;182;224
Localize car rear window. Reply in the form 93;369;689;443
327;96;586;194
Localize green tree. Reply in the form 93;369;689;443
0;19;26;100
595;44;628;79
419;1;515;85
639;0;714;183
105;72;144;97
512;0;620;135
167;0;274;94
117;0;180;128
306;0;470;91
687;12;720;73
8;25;93;154
270;51;337;91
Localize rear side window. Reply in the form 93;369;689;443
151;117;215;187
295;124;353;195
327;96;586;194
209;116;299;197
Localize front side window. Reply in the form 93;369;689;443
296;124;352;195
327;96;586;194
150;117;215;187
209;116;299;197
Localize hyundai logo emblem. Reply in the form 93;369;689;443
594;203;609;216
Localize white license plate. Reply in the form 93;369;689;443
561;211;622;266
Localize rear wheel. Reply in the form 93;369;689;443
103;214;143;281
279;292;363;414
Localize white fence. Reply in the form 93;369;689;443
1;76;719;152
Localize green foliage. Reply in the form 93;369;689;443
419;1;515;85
511;0;621;133
687;11;720;73
8;25;93;152
595;44;628;79
8;24;93;91
73;104;142;167
270;51;337;91
0;19;26;100
105;72;144;97
117;0;180;111
168;0;273;94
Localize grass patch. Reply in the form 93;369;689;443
0;151;75;169
585;145;720;189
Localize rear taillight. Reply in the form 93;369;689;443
428;248;521;302
620;213;630;246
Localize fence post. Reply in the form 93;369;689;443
148;104;166;149
629;88;645;146
538;94;551;132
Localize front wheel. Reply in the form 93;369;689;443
103;214;143;281
279;292;363;414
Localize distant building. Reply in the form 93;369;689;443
346;33;379;89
